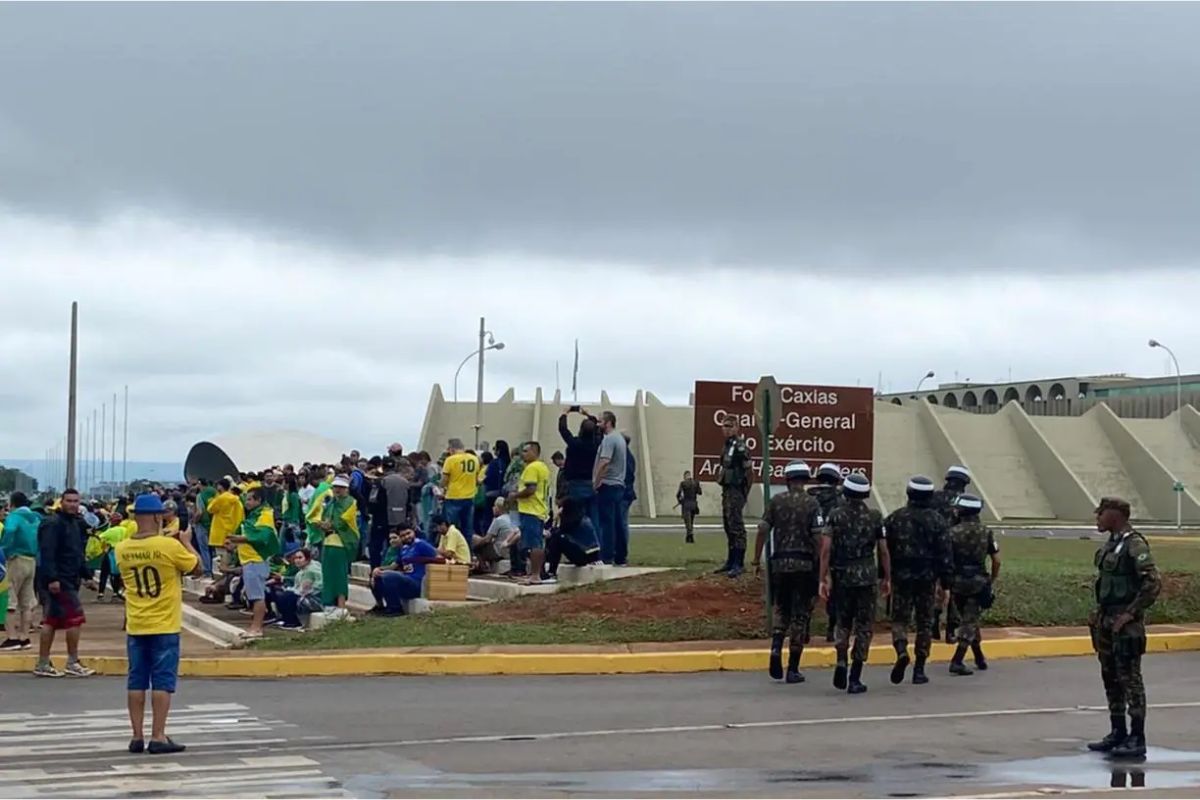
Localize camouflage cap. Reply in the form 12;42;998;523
1095;496;1132;517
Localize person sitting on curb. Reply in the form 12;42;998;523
543;496;602;582
370;526;439;616
429;514;471;565
266;545;324;631
472;497;520;574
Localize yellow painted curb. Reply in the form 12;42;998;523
2;632;1197;678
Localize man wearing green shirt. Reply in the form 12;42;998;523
193;479;217;576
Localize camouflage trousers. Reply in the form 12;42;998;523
771;571;818;649
721;486;748;550
951;591;983;644
834;583;878;663
891;579;937;660
1092;611;1148;718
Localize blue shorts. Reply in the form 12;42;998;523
519;513;545;550
241;561;270;602
126;633;181;693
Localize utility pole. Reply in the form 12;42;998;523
91;407;98;495
65;302;78;490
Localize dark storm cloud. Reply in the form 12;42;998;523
3;2;1200;269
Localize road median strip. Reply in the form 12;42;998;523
2;630;1196;678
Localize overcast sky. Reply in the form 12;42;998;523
2;2;1198;462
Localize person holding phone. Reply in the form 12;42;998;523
558;407;602;539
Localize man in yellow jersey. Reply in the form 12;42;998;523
223;487;280;639
115;494;201;755
441;438;480;542
205;478;244;571
510;441;551;584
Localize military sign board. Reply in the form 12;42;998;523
693;380;875;483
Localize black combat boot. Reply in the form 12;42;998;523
931;609;942;641
685;533;695;544
1110;716;1147;759
912;656;929;685
785;647;805;684
726;548;745;579
833;656;848;690
1087;715;1128;753
890;641;910;685
847;660;867;694
769;633;784;680
948;642;973;676
712;545;732;575
971;639;988;670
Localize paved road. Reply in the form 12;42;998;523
1;653;1198;797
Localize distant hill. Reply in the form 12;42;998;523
0;459;184;492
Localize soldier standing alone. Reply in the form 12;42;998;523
947;493;1000;675
715;414;752;578
931;465;971;643
752;461;824;684
818;472;891;694
808;463;843;641
884;475;953;686
1087;497;1161;759
675;471;702;544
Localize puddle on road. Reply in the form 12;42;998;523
341;747;1200;797
981;747;1200;791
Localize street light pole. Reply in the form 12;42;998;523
475;317;486;450
913;370;935;399
1149;339;1184;530
454;341;505;402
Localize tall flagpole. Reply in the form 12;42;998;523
101;402;106;485
91;407;98;494
111;392;117;492
65;302;78;490
122;384;129;489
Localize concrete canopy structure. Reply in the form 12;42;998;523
420;384;1200;524
184;431;351;481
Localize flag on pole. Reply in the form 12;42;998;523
571;339;579;401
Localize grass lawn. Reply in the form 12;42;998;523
254;529;1200;651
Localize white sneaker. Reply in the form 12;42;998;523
63;661;96;677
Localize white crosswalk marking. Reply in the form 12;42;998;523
0;705;346;798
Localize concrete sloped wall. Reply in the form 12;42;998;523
1033;413;1149;518
421;388;1200;522
1183;405;1200;448
931;404;1052;520
1002;403;1096;520
1092;404;1200;522
871;402;940;516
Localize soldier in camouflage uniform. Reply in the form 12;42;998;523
930;465;971;643
1086;497;1161;759
753;461;824;684
947;493;1001;675
883;475;952;686
819;472;891;694
716;414;752;578
808;463;843;641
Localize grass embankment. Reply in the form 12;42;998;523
254;531;1200;651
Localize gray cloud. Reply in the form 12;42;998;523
4;2;1200;270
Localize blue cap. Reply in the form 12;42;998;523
132;493;165;515
283;540;303;557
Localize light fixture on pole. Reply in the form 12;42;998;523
1149;338;1184;530
913;370;935;399
453;336;505;402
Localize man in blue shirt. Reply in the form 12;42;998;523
369;526;438;616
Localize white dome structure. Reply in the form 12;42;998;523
184;431;351;481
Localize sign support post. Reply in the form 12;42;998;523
755;376;782;633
